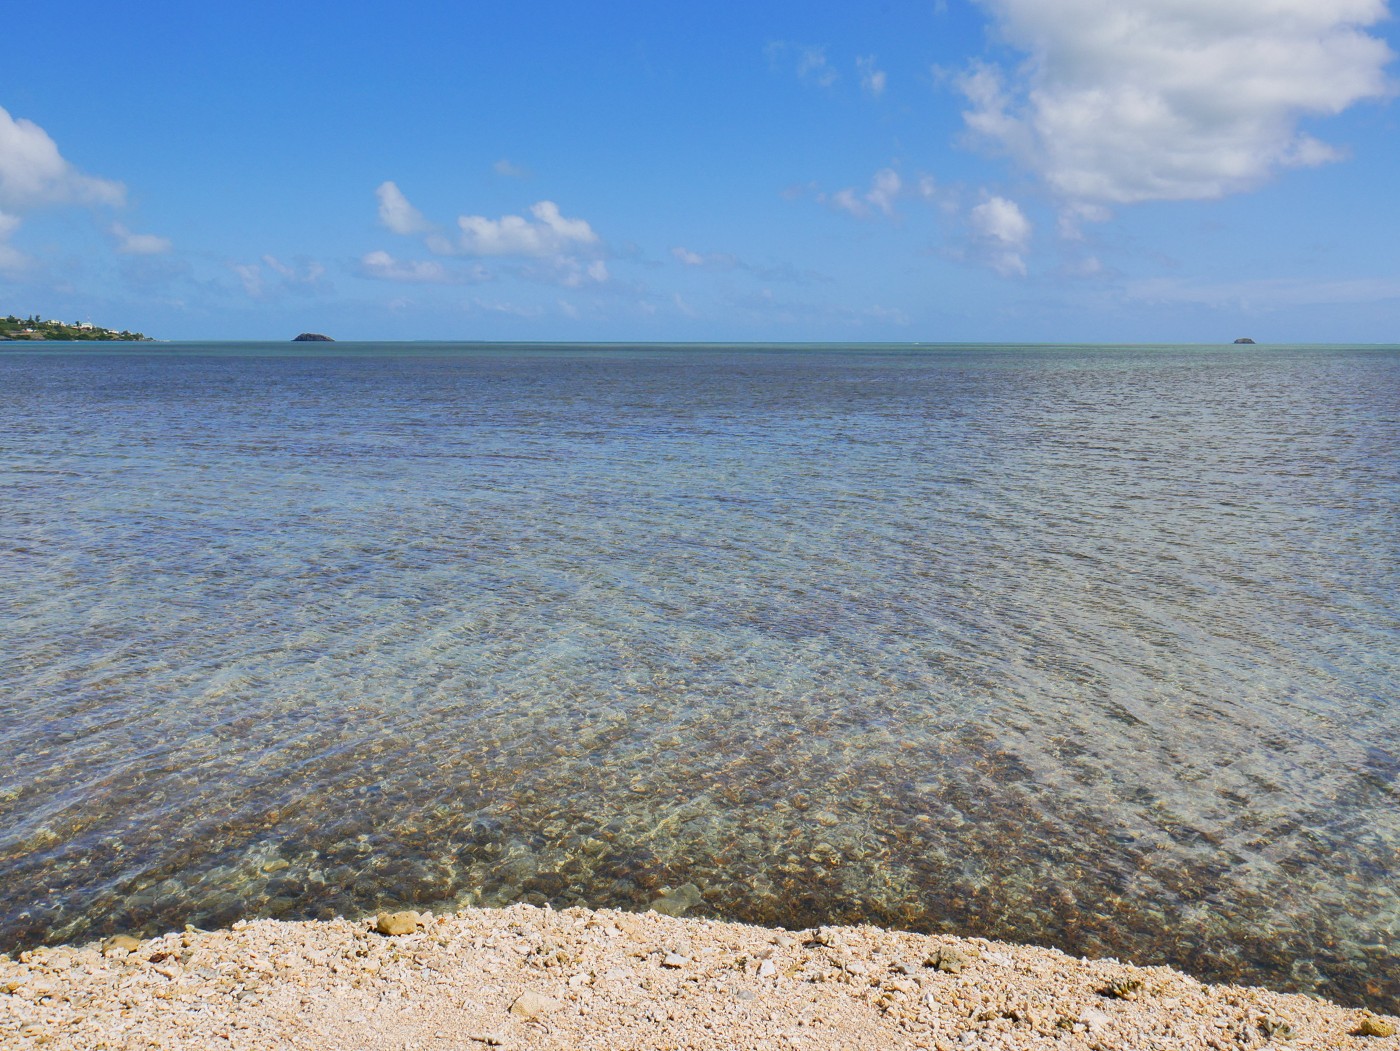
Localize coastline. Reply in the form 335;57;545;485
3;905;1395;1050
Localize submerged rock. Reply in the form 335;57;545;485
648;882;703;917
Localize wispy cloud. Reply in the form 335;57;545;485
804;168;936;220
232;255;327;298
111;222;172;255
672;246;740;270
671;245;827;285
766;42;839;87
493;158;531;179
359;250;490;284
857;55;887;97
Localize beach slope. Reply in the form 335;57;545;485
2;904;1395;1050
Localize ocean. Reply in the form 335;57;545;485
1;342;1396;1010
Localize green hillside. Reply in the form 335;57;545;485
1;314;150;341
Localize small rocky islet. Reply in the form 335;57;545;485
2;904;1396;1049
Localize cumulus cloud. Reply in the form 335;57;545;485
111;222;172;255
373;183;606;286
455;201;598;258
0;105;125;210
857;55;887;97
970;195;1032;276
961;0;1394;207
376;181;432;235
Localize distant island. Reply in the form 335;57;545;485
293;332;334;342
1233;337;1256;344
1;314;149;342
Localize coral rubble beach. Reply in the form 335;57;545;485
2;905;1395;1050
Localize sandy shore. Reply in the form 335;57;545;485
2;904;1395;1050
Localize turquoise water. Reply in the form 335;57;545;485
1;342;1396;1010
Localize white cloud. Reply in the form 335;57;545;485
455;200;599;258
962;0;1395;206
970;195;1032;276
866;168;901;215
819;168;910;218
857;55;887;97
376;181;432;235
111;222;172;255
373;183;604;285
0;106;125;210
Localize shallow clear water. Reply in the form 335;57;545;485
1;342;1396;1010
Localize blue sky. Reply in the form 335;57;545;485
2;0;1397;342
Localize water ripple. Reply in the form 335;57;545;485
0;343;1396;1011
